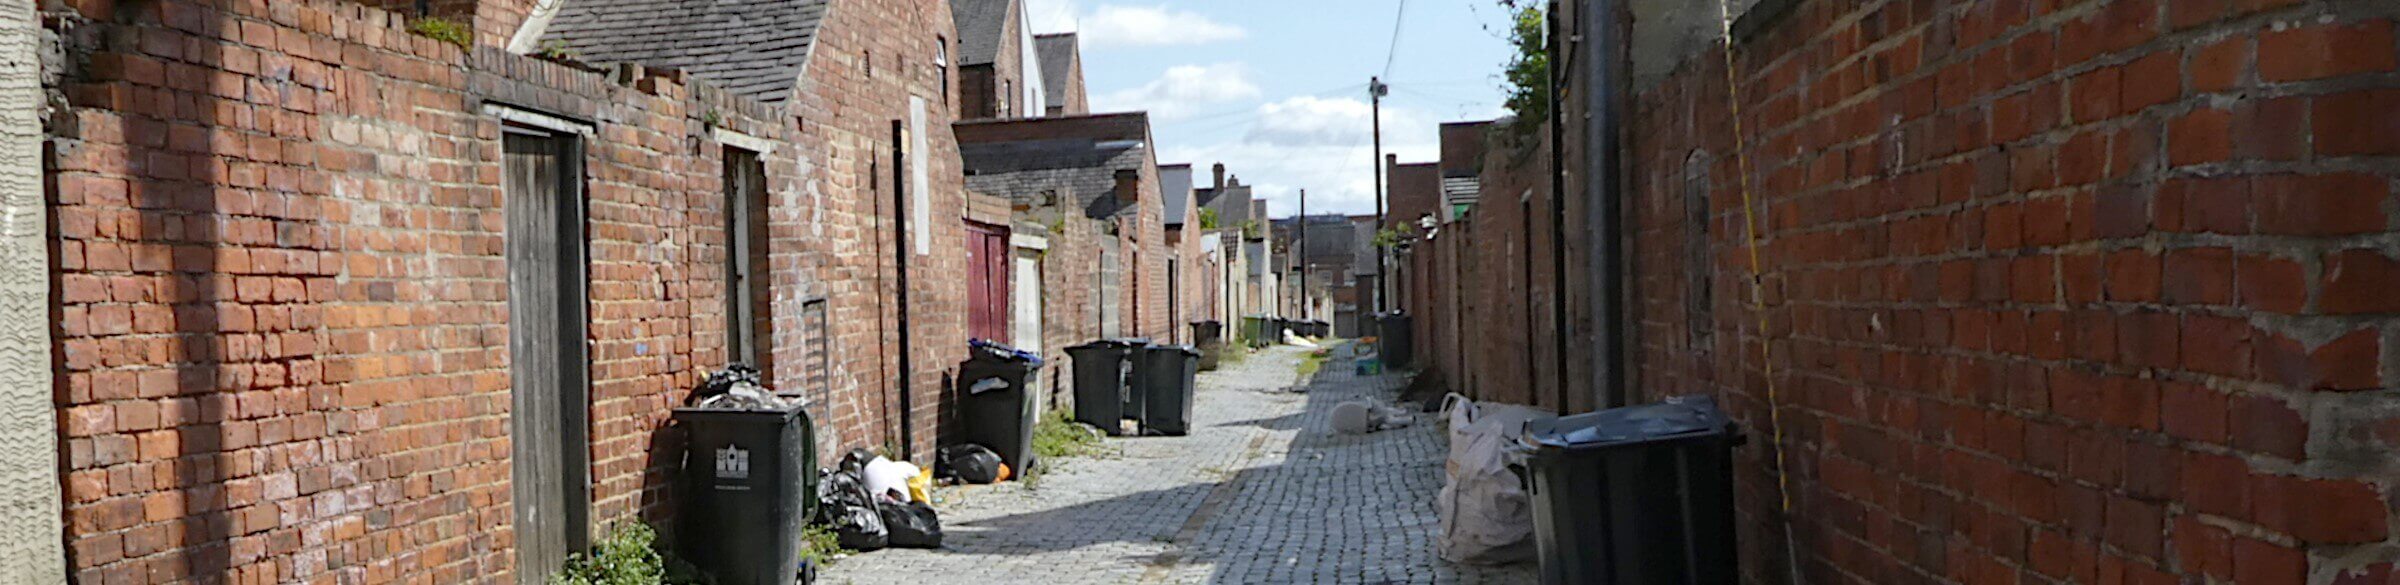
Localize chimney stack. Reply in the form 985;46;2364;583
1212;163;1226;189
1114;169;1141;202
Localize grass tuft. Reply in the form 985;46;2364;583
407;17;472;49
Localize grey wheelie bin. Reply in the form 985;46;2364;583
673;403;816;585
958;340;1043;475
1134;344;1202;435
1065;339;1141;435
1520;395;1741;585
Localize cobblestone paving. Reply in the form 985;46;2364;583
817;343;1538;584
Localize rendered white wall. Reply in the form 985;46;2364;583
0;0;63;582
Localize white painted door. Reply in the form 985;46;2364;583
1012;248;1045;414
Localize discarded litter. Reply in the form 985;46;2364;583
1330;400;1416;434
687;364;792;410
816;448;945;553
936;443;1005;485
862;457;920;503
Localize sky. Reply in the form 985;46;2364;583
1022;0;1518;218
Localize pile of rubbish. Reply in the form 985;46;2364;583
818;449;943;551
812;442;1018;554
686;364;791;410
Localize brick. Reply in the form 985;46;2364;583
2163;247;2235;305
2068;66;2121;123
2311;89;2400;156
2105;250;2161;302
2102;496;2166;560
2187;36;2250;92
2181;451;2253;516
2172;517;2234;579
2229;394;2308;458
2160;381;2228;443
2232;97;2307;161
2179;314;2251;377
2166;107;2232;166
2237;253;2307;314
2253;475;2389;543
2259;327;2380;391
2120;52;2183;114
2259;20;2397;82
2159;177;2249;234
2319;249;2400;314
2255;173;2387;235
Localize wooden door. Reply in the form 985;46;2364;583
965;222;1010;341
724;148;770;369
504;131;591;583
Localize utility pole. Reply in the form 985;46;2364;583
1298;188;1308;321
1369;77;1389;315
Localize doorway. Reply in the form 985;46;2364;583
503;130;592;583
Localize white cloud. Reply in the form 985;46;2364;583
1093;63;1262;121
1162;96;1442;218
1033;4;1246;47
1024;0;1080;34
1243;96;1376;147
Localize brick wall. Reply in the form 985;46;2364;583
1620;0;2400;583
776;0;971;467
44;0;974;582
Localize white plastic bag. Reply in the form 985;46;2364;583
1437;393;1546;565
862;457;920;502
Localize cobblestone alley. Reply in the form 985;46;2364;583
818;343;1535;584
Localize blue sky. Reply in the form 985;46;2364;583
1024;0;1517;217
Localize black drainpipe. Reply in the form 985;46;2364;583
1583;0;1629;408
1548;1;1572;413
890;120;916;460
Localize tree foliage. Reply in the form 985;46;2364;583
1497;1;1549;135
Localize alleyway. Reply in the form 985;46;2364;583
819;343;1535;584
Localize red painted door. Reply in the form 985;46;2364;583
966;222;1010;342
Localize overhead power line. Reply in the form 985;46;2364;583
1381;0;1410;79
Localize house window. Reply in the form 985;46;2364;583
934;37;950;104
724;147;771;371
1684;151;1713;355
1001;80;1012;116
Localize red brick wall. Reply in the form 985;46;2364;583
1623;1;2400;583
778;0;971;467
45;0;975;582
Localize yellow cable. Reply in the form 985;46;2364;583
1714;0;1803;582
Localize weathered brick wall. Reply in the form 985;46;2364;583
44;0;974;583
787;0;974;462
1034;216;1105;410
1442;133;1566;411
1624;0;2400;583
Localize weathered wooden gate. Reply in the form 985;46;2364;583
965;221;1010;342
503;131;591;583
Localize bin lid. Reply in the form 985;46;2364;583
969;339;1044;366
1145;344;1201;356
1522;395;1731;451
1067;339;1141;351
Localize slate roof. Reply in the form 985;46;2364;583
950;0;1013;66
1160;165;1194;226
541;0;828;104
1034;33;1079;106
961;138;1148;220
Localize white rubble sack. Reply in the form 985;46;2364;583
1437;393;1547;565
1283;330;1319;347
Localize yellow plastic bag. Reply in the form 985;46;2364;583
907;470;932;503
